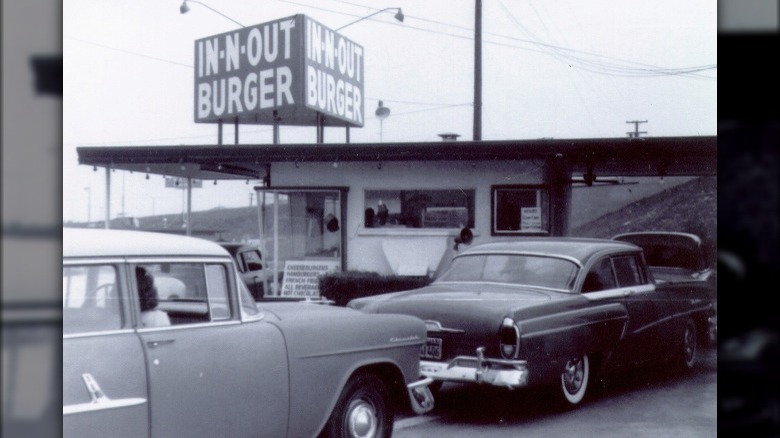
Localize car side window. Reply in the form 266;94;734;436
612;255;645;287
241;250;263;271
63;265;123;335
582;258;617;293
139;263;232;326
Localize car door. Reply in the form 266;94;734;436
63;260;149;438
581;253;670;365
131;259;289;438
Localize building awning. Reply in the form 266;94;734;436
76;136;716;182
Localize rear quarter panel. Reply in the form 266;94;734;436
514;297;628;383
273;312;426;438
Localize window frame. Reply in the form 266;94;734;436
491;184;551;236
362;187;476;231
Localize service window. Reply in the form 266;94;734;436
63;265;123;335
491;186;550;235
364;189;475;229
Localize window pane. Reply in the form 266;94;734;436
582;258;617;293
364;189;475;229
440;254;578;291
613;255;643;287
63;265;122;334
206;264;230;320
493;187;550;234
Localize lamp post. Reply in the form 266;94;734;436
179;0;244;27
375;101;390;142
84;186;91;224
336;8;404;31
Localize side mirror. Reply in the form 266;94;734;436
453;227;474;250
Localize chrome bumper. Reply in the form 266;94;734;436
406;377;435;414
420;347;529;389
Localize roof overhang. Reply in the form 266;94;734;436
76;136;716;181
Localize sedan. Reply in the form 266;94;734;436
348;237;716;407
63;228;433;438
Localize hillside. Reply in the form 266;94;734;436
571;176;717;261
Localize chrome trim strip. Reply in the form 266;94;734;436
63;329;136;339
424;320;465;333
135;320;240;332
63;373;146;416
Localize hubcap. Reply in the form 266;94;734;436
683;323;696;365
347;399;377;438
563;358;583;394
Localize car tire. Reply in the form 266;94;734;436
678;317;698;370
559;353;589;406
321;372;393;438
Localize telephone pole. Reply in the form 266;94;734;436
626;120;647;138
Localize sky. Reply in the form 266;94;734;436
62;0;717;223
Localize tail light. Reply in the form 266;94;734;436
499;317;520;359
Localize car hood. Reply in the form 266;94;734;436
350;282;557;333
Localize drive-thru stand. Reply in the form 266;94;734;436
77;135;716;297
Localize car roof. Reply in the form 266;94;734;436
457;237;639;264
63;227;231;258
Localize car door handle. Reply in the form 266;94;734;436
146;339;175;348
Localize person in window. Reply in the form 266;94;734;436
136;266;171;327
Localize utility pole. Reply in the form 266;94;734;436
473;0;482;141
626;120;648;138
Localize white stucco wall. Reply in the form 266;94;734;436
270;159;546;275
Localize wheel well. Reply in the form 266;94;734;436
352;363;411;415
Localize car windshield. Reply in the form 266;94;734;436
437;253;579;292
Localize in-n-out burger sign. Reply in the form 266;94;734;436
193;15;364;127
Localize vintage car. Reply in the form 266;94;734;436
63;228;433;438
348;237;717;406
217;241;272;300
612;231;717;344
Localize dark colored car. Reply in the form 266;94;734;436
218;242;271;300
348;237;717;406
612;231;717;344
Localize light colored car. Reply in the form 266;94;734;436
63;228;433;438
349;238;716;407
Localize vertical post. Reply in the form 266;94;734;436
218;119;223;145
346;124;350;143
186;177;192;236
234;117;239;144
473;0;482;141
272;192;280;295
317;113;324;143
84;187;91;224
273;111;280;144
104;168;111;229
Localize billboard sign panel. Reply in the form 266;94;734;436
193;15;364;127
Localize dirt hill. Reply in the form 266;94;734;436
572;176;717;262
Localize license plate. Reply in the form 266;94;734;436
421;337;442;360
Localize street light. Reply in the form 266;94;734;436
84;187;91;224
375;100;390;142
336;7;404;31
179;0;244;27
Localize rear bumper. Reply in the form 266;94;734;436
420;347;529;389
406;377;435;414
